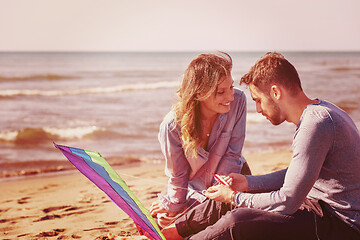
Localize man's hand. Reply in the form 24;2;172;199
204;185;234;203
228;173;249;192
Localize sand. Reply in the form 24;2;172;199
0;150;291;240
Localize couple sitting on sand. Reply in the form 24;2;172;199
150;52;360;239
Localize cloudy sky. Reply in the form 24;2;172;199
1;0;359;52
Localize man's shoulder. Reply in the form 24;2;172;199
299;101;336;131
303;101;331;120
303;100;350;123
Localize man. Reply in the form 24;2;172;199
162;52;360;239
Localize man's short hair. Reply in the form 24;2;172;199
240;52;302;94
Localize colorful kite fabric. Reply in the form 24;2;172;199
54;143;165;240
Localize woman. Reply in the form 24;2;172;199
150;52;251;227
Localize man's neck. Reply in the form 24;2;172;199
285;92;318;125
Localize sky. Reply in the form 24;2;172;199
0;0;359;52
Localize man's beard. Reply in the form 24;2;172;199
266;98;283;126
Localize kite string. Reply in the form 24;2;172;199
117;171;210;229
116;171;206;195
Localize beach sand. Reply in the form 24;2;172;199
0;150;291;240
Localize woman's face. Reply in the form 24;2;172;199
200;75;235;118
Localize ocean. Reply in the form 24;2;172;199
1;52;359;178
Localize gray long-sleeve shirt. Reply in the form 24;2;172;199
235;100;360;232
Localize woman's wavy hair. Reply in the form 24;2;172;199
173;52;232;158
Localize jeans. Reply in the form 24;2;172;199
176;199;360;240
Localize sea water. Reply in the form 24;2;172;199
0;52;359;177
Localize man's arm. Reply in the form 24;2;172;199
234;111;333;214
206;110;334;215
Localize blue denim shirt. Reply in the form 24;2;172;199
158;88;247;213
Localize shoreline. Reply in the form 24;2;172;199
0;148;291;180
0;155;160;180
0;150;292;239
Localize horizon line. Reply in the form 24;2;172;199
1;50;360;54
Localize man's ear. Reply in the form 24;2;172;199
270;85;282;100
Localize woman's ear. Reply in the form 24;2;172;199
270;85;282;100
196;90;212;101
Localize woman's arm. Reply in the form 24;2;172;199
157;114;190;213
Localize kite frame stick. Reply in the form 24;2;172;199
211;172;234;190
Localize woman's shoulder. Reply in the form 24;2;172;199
160;111;177;129
233;88;247;104
234;88;246;98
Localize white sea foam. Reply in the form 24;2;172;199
0;130;18;141
43;126;102;139
0;81;179;97
0;126;104;142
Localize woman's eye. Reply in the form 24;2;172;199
217;91;224;95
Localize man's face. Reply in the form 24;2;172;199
200;75;235;116
249;84;284;125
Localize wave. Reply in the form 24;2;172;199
336;99;359;113
0;81;179;98
0;126;110;145
246;112;267;123
0;74;75;82
330;66;360;72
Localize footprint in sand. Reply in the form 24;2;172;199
146;191;161;200
35;205;97;222
17;197;31;204
78;193;96;203
42;205;70;213
35;228;65;237
38;184;59;191
34;214;61;222
105;221;119;226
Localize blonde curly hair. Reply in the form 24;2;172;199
173;52;232;157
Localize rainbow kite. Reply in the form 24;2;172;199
54;143;165;240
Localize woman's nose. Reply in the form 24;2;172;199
227;89;234;102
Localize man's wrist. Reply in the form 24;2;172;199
230;191;238;205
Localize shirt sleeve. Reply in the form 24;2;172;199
158;116;190;213
235;110;334;215
246;169;286;193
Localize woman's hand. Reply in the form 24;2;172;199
150;199;167;217
204;185;234;203
149;199;177;217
